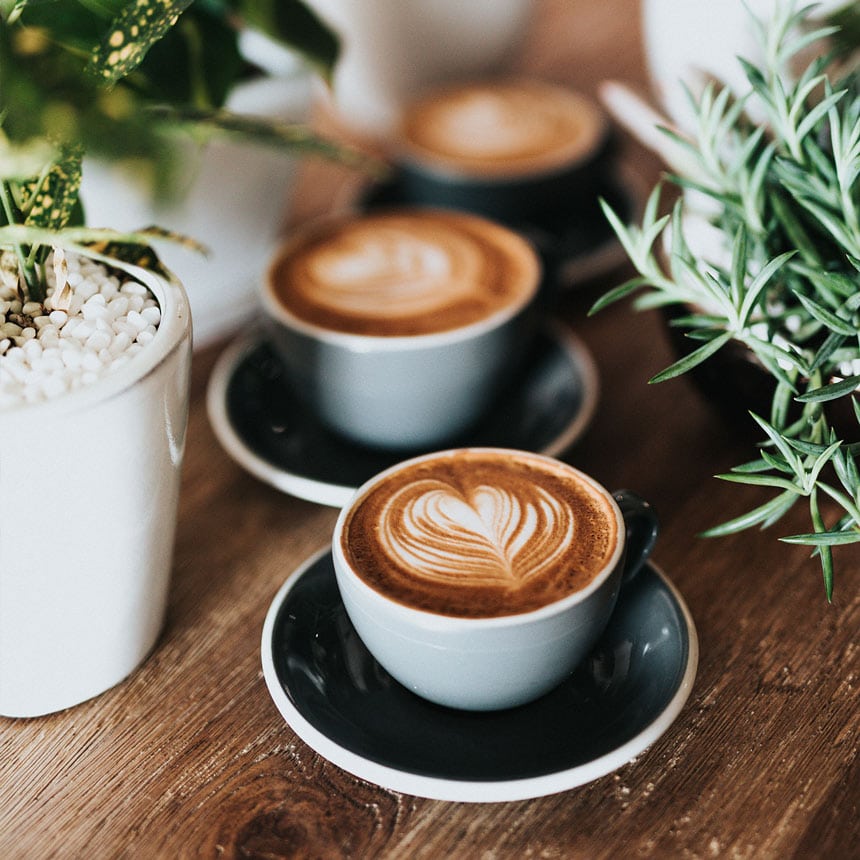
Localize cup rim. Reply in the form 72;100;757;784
261;209;542;350
332;447;626;629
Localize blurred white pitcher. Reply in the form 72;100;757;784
305;0;534;135
642;0;847;132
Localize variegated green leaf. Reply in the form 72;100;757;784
88;0;193;85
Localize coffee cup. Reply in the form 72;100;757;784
261;209;542;450
332;448;658;711
393;78;612;222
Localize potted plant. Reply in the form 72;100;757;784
594;1;860;600
0;0;344;717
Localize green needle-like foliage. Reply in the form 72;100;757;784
593;1;860;599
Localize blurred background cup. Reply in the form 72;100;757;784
392;78;611;222
260;208;542;450
303;0;534;136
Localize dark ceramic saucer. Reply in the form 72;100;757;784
207;322;598;507
260;549;698;802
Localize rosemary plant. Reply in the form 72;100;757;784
593;2;860;599
0;0;350;303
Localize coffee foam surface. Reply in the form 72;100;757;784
342;450;619;618
269;211;539;336
400;80;607;179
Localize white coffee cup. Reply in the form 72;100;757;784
332;448;658;710
261;209;542;450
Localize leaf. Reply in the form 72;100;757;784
739;250;796;328
22;145;83;232
779;531;860;546
588;277;650;315
715;472;805;493
152;107;385;175
795;375;860;403
240;0;340;85
701;489;798;536
88;0;194;86
649;331;733;383
793;292;858;336
749;412;805;475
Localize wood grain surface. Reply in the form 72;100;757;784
2;2;857;857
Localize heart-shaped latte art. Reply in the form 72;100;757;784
379;479;576;588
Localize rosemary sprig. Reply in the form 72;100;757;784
594;1;860;599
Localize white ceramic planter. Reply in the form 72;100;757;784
80;65;312;348
0;268;192;718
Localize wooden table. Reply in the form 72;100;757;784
2;2;857;856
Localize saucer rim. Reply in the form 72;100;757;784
260;547;699;803
207;320;599;508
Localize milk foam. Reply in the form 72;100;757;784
304;223;481;320
379;480;575;588
401;80;607;178
270;211;539;336
342;450;619;617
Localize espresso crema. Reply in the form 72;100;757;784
268;210;540;337
341;450;619;618
399;80;608;179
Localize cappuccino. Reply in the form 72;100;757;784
399;79;608;181
340;449;619;618
261;212;541;449
267;210;540;337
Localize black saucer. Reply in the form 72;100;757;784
261;549;698;802
207;322;598;507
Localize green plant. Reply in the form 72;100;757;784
593;1;860;599
0;0;354;302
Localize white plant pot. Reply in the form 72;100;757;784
0;268;192;718
80;67;312;349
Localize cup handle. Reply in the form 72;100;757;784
613;489;659;585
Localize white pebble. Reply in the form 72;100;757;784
86;331;112;352
22;339;41;358
61;348;84;370
50;310;68;327
141;306;161;326
126;310;148;332
121;281;149;296
40;375;68;399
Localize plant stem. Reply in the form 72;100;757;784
0;180;42;300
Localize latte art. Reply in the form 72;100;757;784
342;449;620;618
400;80;608;179
302;224;481;320
268;211;539;337
380;480;575;588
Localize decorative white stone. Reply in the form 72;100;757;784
0;252;163;406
